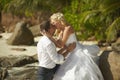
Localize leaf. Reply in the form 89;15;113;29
106;17;120;42
100;1;120;14
79;10;100;24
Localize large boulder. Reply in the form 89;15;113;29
0;55;38;80
0;68;8;80
0;24;4;33
99;38;120;80
112;38;120;52
7;21;34;45
6;67;38;80
29;24;42;37
0;55;37;67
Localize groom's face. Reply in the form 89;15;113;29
49;25;56;36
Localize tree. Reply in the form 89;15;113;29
99;0;120;42
63;0;120;42
3;0;70;17
1;0;71;27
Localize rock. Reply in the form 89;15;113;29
99;51;120;80
29;24;42;37
99;38;120;80
12;56;37;67
112;38;120;52
6;67;38;80
0;68;8;80
11;48;26;51
0;24;5;33
0;55;38;67
0;35;2;38
32;54;38;61
7;21;34;45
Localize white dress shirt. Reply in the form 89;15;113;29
37;35;65;69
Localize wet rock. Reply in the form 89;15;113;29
99;51;120;80
0;68;8;80
0;55;38;67
99;38;120;80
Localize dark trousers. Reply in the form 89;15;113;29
37;65;60;80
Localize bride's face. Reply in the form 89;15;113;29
51;20;63;30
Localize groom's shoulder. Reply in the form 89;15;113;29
40;36;52;45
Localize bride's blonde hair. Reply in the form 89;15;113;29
50;12;67;24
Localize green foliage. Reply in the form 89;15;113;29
63;0;120;41
106;17;120;42
4;0;48;16
1;0;120;42
63;0;103;40
99;0;120;13
3;0;70;17
3;0;53;16
63;0;81;31
0;0;11;11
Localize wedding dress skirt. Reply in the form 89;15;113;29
53;33;104;80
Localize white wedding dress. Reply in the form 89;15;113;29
53;33;104;80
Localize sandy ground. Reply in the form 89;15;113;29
0;33;40;57
0;33;102;57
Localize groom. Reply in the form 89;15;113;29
37;20;75;80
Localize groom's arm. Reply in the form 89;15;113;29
58;42;76;57
46;42;65;64
57;46;67;54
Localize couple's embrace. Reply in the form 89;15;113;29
37;13;104;80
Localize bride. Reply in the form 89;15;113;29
46;12;104;80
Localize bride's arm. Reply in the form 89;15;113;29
49;28;71;48
60;26;74;46
48;36;63;48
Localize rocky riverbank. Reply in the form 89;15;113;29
0;32;120;80
0;33;39;80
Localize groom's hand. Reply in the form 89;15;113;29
67;42;76;52
62;42;76;57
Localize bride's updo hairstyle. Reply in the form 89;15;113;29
50;12;67;25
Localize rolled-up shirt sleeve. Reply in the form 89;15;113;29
46;42;65;64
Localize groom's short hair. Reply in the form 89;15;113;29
40;20;50;32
